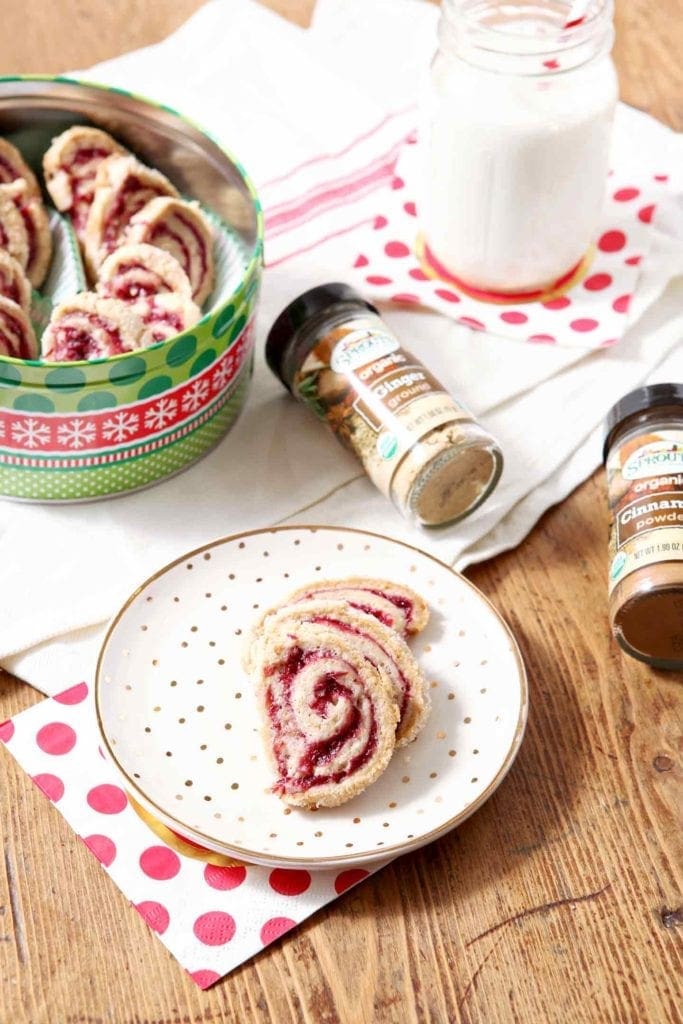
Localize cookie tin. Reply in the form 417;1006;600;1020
0;76;263;502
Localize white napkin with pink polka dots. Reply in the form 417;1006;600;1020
0;682;387;987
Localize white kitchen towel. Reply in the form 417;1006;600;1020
1;0;682;693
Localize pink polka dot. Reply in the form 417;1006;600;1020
528;334;556;344
434;288;460;303
583;273;612;291
570;318;599;333
53;682;89;705
83;834;117;867
193;911;236;946
31;773;64;802
353;254;368;268
373;215;388;230
406;130;418;145
269;868;311;896
598;230;626;253
334;869;370;894
384;241;410;258
638;204;655;224
613;294;631;313
86;783;127;814
654;174;669;182
36;722;76;756
409;267;428;281
139;845;180;880
365;275;393;286
260;917;296;945
135;900;170;935
391;176;405;190
403;201;417;217
390;292;419;304
500;311;528;325
204;864;247;890
613;187;640;202
189;970;221;990
459;316;485;330
0;719;14;743
542;296;571;311
625;255;642;266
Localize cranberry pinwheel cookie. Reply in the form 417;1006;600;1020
126;196;214;305
251;599;430;750
0;180;52;288
84;155;178;273
97;243;193;302
41;292;153;362
285;577;430;638
43;126;127;239
251;607;400;809
128;292;201;343
0;296;38;360
0;251;31;313
0;138;40;198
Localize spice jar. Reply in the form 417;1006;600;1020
603;383;683;670
265;283;503;527
420;0;618;298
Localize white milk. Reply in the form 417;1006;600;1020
420;1;618;294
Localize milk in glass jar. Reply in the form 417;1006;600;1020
420;0;618;297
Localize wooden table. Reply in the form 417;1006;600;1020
1;3;681;1022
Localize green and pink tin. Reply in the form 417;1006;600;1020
0;76;264;502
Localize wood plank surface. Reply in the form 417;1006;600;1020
1;2;681;1022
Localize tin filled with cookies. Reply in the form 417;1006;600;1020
0;76;263;502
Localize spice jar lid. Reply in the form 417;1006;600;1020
602;382;683;461
265;283;378;388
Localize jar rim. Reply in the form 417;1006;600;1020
439;0;614;67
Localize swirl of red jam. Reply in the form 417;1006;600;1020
311;615;410;719
104;261;172;300
150;212;208;281
264;646;379;794
62;146;112;231
102;176;167;254
0;271;20;305
49;314;128;361
0;304;35;359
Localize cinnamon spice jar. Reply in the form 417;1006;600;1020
603;383;683;669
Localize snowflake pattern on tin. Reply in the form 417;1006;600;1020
102;411;140;443
11;417;51;449
144;397;178;432
57;418;97;450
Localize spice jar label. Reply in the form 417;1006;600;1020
295;321;470;498
606;429;683;592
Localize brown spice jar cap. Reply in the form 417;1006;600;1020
265;282;378;388
602;382;683;462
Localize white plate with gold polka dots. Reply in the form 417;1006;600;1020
95;526;527;869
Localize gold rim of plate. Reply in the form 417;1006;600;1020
95;525;529;867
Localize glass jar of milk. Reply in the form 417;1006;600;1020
420;0;618;297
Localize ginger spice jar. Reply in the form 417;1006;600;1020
265;283;503;527
603;383;683;669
